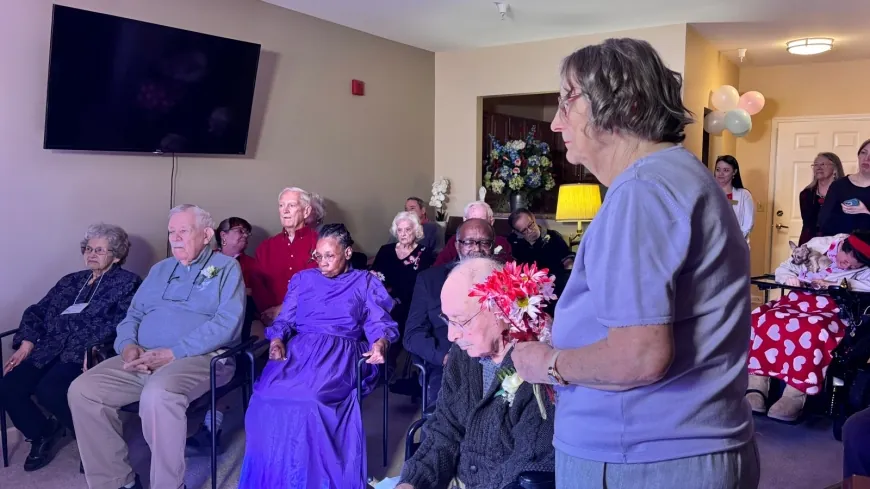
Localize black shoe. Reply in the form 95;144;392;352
118;474;143;489
23;419;63;472
185;424;224;457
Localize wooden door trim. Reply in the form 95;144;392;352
765;114;870;272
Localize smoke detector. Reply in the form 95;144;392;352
737;48;747;63
494;2;509;20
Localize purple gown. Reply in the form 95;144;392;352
239;268;399;489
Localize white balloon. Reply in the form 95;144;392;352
703;111;726;135
712;85;740;112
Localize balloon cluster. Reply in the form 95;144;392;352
703;85;766;138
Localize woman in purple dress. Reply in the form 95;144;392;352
239;223;399;489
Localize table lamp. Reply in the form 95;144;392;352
556;183;602;246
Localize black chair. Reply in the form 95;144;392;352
0;328;19;468
403;362;555;489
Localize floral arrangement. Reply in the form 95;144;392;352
469;261;557;418
430;177;449;221
496;366;523;406
483;127;556;200
201;265;220;279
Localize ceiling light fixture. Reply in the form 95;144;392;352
786;38;834;56
494;2;509;20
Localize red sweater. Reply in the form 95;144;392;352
254;227;318;309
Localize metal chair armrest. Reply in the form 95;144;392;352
516;471;556;489
0;328;19;340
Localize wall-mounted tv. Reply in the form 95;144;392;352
44;5;262;155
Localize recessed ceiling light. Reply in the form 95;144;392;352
786;38;834;56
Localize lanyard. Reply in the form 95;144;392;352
72;270;106;305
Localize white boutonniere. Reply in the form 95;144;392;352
496;367;524;406
494;245;503;255
201;265;220;279
373;271;386;282
541;234;551;244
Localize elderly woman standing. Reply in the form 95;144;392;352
799;153;843;244
239;224;399;489
511;38;758;488
0;224;141;471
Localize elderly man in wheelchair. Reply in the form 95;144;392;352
748;231;870;423
377;258;555;489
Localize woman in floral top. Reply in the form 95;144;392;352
372;212;434;367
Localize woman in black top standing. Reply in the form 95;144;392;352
799;152;844;244
820;139;870;236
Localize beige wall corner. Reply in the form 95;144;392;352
682;26;739;165
737;59;870;276
434;24;689;217
0;0;434;331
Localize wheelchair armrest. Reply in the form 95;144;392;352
517;471;555;489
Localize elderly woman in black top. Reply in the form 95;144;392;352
390;258;554;489
799;152;843;244
0;223;141;472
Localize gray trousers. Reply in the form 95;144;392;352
556;438;760;489
68;354;233;489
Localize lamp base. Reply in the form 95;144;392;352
568;222;584;248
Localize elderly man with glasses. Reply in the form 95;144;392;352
433;201;513;266
68;204;245;489
399;219;497;404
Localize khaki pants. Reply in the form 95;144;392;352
68;354;234;489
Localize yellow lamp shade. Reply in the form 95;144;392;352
556;183;602;222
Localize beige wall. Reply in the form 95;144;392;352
683;26;739;166
737;59;870;275
0;0;434;330
433;24;687;235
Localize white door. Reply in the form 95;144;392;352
770;118;870;270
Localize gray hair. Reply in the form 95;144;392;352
390;211;425;240
318;223;354;249
560;38;693;144
306;192;326;227
279;187;312;209
805;152;845;191
169;204;215;230
80;223;132;265
463;201;494;221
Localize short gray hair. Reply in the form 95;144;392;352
390;211;425;240
463;201;493;221
560;38;693;144
279;187;312;208
169;204;215;230
80;223;132;265
318;223;354;249
306;192;326;227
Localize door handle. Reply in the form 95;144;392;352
775;223;789;230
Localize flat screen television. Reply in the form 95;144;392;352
44;5;262;155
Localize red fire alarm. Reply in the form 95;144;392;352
351;79;365;96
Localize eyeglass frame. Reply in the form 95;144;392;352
456;239;494;250
439;308;484;332
81;246;114;256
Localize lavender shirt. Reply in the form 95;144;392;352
551;146;754;463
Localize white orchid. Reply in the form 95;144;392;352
430;177;450;221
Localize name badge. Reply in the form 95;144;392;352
61;303;89;315
730;199;739;206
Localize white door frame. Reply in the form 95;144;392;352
766;114;870;272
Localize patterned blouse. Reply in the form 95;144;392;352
13;266;142;368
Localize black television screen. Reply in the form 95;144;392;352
44;5;261;155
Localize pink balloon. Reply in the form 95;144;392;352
738;91;766;116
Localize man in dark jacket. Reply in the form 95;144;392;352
395;257;555;489
402;219;496;406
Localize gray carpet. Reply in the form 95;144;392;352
0;395;845;489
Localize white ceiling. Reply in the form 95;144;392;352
263;0;870;66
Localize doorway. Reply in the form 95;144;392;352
768;116;870;271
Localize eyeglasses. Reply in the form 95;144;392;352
811;163;833;168
82;246;112;256
439;309;483;331
515;222;538;236
229;227;251;237
558;92;581;115
457;239;494;250
312;252;340;264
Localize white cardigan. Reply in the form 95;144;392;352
730;187;755;243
